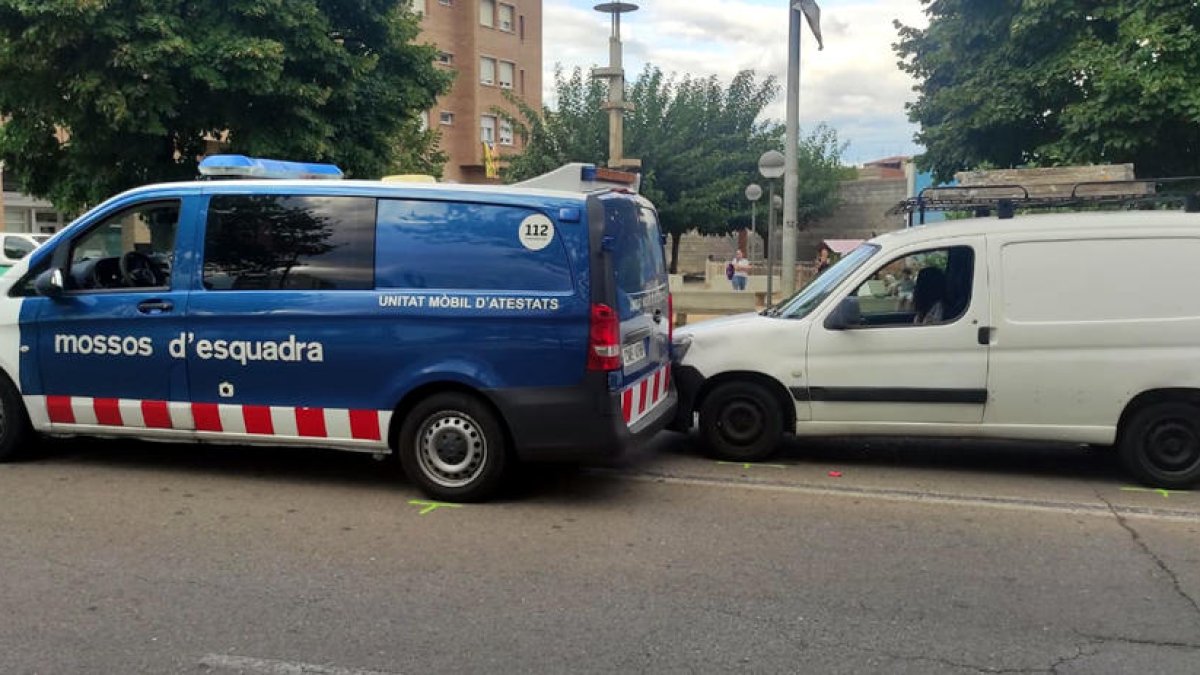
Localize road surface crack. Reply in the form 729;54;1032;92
1097;492;1200;628
862;643;1094;674
1076;632;1200;651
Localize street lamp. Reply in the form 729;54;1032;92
758;150;786;305
744;183;763;261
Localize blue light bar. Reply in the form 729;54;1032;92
198;155;345;180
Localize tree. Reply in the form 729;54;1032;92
0;0;452;212
501;65;844;272
500;66;608;182
896;1;1200;182
729;123;849;260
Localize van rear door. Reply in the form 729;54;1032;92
600;194;671;426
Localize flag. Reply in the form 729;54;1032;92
482;141;499;178
792;0;824;51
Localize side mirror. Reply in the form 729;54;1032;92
824;296;861;330
35;268;65;298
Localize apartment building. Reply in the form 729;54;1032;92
416;0;543;183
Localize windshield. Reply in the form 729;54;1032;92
766;244;879;319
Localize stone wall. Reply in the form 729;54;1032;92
797;177;907;260
668;175;909;274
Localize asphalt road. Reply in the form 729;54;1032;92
2;433;1199;674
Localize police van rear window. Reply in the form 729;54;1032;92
375;199;572;292
203;195;376;291
610;200;667;296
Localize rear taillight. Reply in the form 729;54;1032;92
587;303;621;371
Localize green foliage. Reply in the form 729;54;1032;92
500;65;846;271
0;0;452;211
896;0;1200;182
740;123;848;255
499;66;608;182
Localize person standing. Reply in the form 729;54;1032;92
730;249;750;291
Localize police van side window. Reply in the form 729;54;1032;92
203;195;376;291
375;199;572;291
67;200;180;291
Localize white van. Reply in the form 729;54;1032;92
671;208;1200;488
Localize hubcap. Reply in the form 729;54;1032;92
717;398;765;446
1145;419;1200;474
416;412;488;488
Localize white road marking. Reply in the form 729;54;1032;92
199;654;401;675
590;469;1200;524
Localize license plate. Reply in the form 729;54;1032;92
622;341;647;366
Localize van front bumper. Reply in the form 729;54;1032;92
490;379;678;465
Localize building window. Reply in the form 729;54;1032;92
436;51;454;66
479;0;495;27
4;208;28;233
499;119;514;146
519;15;525;40
479;57;496;86
33;210;60;234
480;115;497;145
519;69;526;95
439;0;452;5
417;111;429;133
498;61;514;89
409;0;426;14
1;166;24;195
439;111;455;125
498;3;515;32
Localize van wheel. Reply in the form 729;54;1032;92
698;381;783;462
0;376;30;462
398;393;508;503
1119;402;1200;489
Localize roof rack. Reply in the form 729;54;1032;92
890;176;1200;225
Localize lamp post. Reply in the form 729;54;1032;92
744;183;762;261
758;150;786;305
592;3;641;171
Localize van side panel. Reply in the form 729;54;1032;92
985;233;1200;437
374;198;586;391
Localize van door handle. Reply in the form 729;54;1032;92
137;299;174;314
977;326;994;345
652;309;663;324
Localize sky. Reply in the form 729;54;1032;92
542;0;929;165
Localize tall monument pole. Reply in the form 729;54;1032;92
592;3;641;171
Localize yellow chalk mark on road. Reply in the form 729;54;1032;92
717;461;788;470
1120;487;1190;500
408;499;463;515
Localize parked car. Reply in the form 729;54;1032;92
0;157;675;502
672;206;1200;488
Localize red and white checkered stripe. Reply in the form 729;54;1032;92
25;395;390;447
621;364;671;427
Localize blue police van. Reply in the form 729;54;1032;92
0;158;675;501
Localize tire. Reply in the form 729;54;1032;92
1119;401;1200;489
398;393;508;502
0;375;30;462
698;381;784;462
